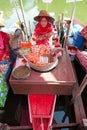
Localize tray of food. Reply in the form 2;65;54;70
28;58;58;72
26;45;63;72
18;48;31;56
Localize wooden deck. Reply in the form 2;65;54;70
9;50;76;95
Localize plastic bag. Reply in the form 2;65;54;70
0;73;8;107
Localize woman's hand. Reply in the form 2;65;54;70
36;33;52;41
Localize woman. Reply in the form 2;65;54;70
31;10;55;45
0;11;10;61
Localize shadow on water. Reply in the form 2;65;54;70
54;95;76;130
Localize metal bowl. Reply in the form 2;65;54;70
28;58;58;72
12;65;31;79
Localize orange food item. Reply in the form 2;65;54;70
20;42;32;48
27;53;39;64
31;44;50;56
27;45;51;65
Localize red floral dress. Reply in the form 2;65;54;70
32;23;52;45
0;31;10;61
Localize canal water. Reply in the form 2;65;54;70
1;0;87;33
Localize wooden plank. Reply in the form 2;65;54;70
10;125;32;130
72;85;83;123
72;62;86;124
9;50;76;95
72;74;87;101
51;123;79;129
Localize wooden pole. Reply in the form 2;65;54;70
70;0;76;27
19;0;29;41
72;74;87;103
29;20;32;38
14;1;21;23
64;20;71;50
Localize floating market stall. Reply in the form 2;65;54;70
1;0;86;129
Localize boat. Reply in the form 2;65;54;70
28;95;56;130
0;1;87;130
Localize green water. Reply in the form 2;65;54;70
0;0;87;27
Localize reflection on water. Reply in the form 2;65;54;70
24;0;35;10
54;111;69;130
3;0;56;34
5;6;39;32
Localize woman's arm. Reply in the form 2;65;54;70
36;32;52;41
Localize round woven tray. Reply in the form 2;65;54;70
29;58;58;72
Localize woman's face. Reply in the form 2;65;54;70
40;17;48;27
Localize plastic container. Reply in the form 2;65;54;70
0;61;10;80
20;41;32;48
73;32;85;48
0;73;8;107
68;46;77;61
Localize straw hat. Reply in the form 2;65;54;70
0;11;5;27
34;10;55;22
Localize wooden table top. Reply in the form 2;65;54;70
9;50;76;95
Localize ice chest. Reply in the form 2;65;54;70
0;61;10;80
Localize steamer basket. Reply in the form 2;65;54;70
29;58;58;72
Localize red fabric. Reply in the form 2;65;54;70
81;26;87;40
77;50;87;71
34;23;52;45
0;32;4;49
85;40;87;46
35;23;52;36
0;31;10;61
